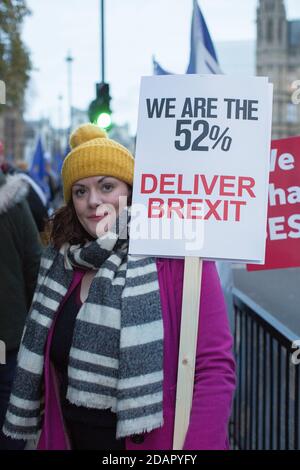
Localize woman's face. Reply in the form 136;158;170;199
72;175;131;238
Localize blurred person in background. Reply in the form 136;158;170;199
0;170;42;449
0;140;49;234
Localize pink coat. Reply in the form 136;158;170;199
38;258;236;450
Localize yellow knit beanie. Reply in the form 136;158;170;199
61;123;134;203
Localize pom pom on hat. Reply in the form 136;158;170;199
62;123;134;203
70;123;107;149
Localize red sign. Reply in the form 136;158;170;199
247;136;300;271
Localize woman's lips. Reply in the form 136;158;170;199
88;215;105;221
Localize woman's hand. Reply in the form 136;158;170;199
95;203;117;237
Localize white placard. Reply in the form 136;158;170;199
129;74;273;263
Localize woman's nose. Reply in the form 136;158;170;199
88;189;102;207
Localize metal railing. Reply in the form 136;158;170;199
230;288;300;450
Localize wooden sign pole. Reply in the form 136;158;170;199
172;256;203;450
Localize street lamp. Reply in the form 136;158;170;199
88;0;113;130
100;0;105;84
65;51;74;131
57;94;63;152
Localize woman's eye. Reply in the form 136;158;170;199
102;183;113;192
75;189;86;197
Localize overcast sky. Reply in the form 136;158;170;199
23;0;300;133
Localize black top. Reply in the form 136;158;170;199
50;279;118;428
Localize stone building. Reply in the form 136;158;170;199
256;0;300;138
0;109;25;161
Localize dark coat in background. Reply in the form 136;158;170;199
0;172;42;351
1;163;49;233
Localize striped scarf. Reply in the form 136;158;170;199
3;212;164;441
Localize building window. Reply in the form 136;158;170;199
278;19;283;42
287;103;298;123
258;20;262;41
267;19;273;43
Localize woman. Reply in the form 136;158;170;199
3;124;236;450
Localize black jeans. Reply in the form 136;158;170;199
0;349;26;450
66;419;126;450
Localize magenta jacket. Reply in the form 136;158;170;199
38;258;236;451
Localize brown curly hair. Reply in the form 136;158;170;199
45;185;132;250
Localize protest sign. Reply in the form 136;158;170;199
247;136;300;271
129;74;273;264
129;74;273;450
